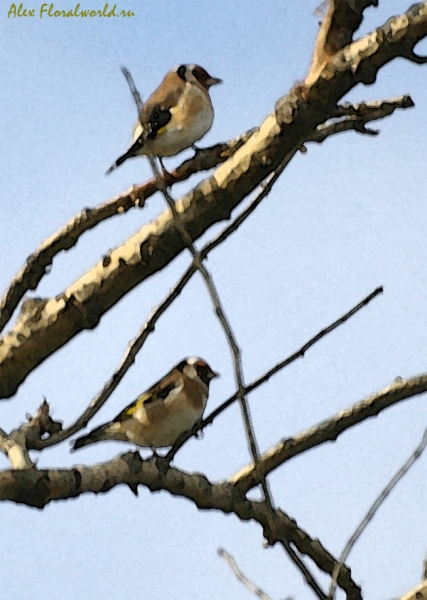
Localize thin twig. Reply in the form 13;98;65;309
121;66;143;113
166;286;383;462
148;155;277;535
233;373;427;493
35;159;290;450
281;541;328;600
149;170;277;544
218;548;273;600
329;428;427;600
149;153;331;593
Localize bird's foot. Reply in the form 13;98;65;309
152;450;170;474
159;157;174;183
191;144;203;158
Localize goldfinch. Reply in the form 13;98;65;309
106;64;222;175
71;357;218;451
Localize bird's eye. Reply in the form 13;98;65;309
177;65;187;80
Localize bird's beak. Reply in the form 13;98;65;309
207;76;222;87
210;370;220;380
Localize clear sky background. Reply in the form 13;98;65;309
1;1;427;598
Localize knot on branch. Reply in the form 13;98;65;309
24;399;63;448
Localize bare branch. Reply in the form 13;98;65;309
329;429;427;599
400;580;427;600
280;542;329;600
34;158;291;450
0;453;361;599
218;548;273;600
400;46;427;64
0;131;254;338
0;92;408;343
0;428;33;469
233;374;427;493
2;3;426;397
289;4;427;107
18;399;63;449
306;0;378;86
312;95;414;141
167;286;382;463
121;66;143;113
148;155;279;546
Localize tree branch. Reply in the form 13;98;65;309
0;92;407;349
2;2;425;398
166;286;382;463
329;428;427;599
400;580;427;600
0;428;33;469
32;156;292;450
218;548;274;600
280;541;329;600
232;374;427;492
307;0;378;86
0;131;254;337
313;95;414;139
0;453;360;599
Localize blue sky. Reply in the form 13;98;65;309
2;1;427;599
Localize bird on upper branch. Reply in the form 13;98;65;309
106;64;222;176
71;357;218;451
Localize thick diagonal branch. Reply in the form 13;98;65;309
1;4;426;399
32;158;289;450
0;131;254;336
307;0;378;86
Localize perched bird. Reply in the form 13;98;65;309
106;64;222;175
71;357;218;451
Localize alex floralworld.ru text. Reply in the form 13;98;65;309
7;3;135;18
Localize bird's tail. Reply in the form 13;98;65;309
71;424;110;451
105;136;145;175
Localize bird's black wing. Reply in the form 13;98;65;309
113;380;177;422
145;105;172;140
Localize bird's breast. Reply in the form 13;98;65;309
149;84;214;157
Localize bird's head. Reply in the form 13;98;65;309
176;64;222;90
181;357;219;387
